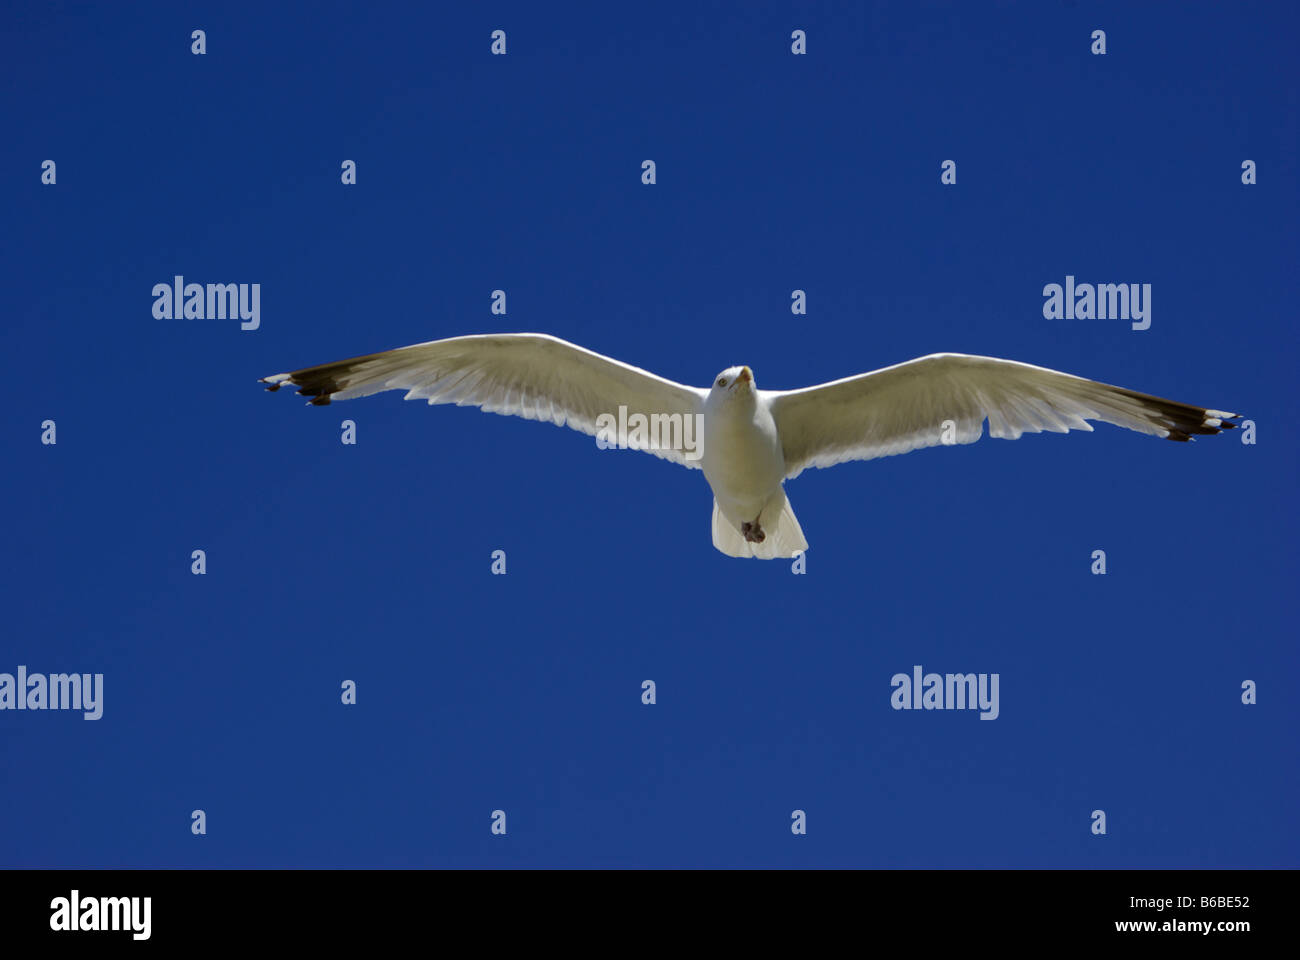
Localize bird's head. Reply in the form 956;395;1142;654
709;365;756;400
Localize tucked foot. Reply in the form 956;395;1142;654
741;520;766;543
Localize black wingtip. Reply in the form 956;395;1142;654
1134;394;1244;443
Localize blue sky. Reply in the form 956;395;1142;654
3;1;1296;867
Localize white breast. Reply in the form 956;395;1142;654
701;394;787;519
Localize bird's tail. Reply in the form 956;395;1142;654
711;490;808;560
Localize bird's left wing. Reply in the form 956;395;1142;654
766;353;1240;479
262;333;708;469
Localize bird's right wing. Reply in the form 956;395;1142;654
767;353;1240;479
262;333;708;469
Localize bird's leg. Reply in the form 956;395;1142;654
741;517;766;543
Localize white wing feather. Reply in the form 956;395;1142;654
262;333;708;469
766;353;1239;479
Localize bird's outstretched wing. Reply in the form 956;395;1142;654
766;353;1240;479
262;333;708;468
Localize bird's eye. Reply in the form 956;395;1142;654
717;378;727;387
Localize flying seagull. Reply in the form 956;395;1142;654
261;333;1239;559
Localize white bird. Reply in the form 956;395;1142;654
261;333;1240;559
